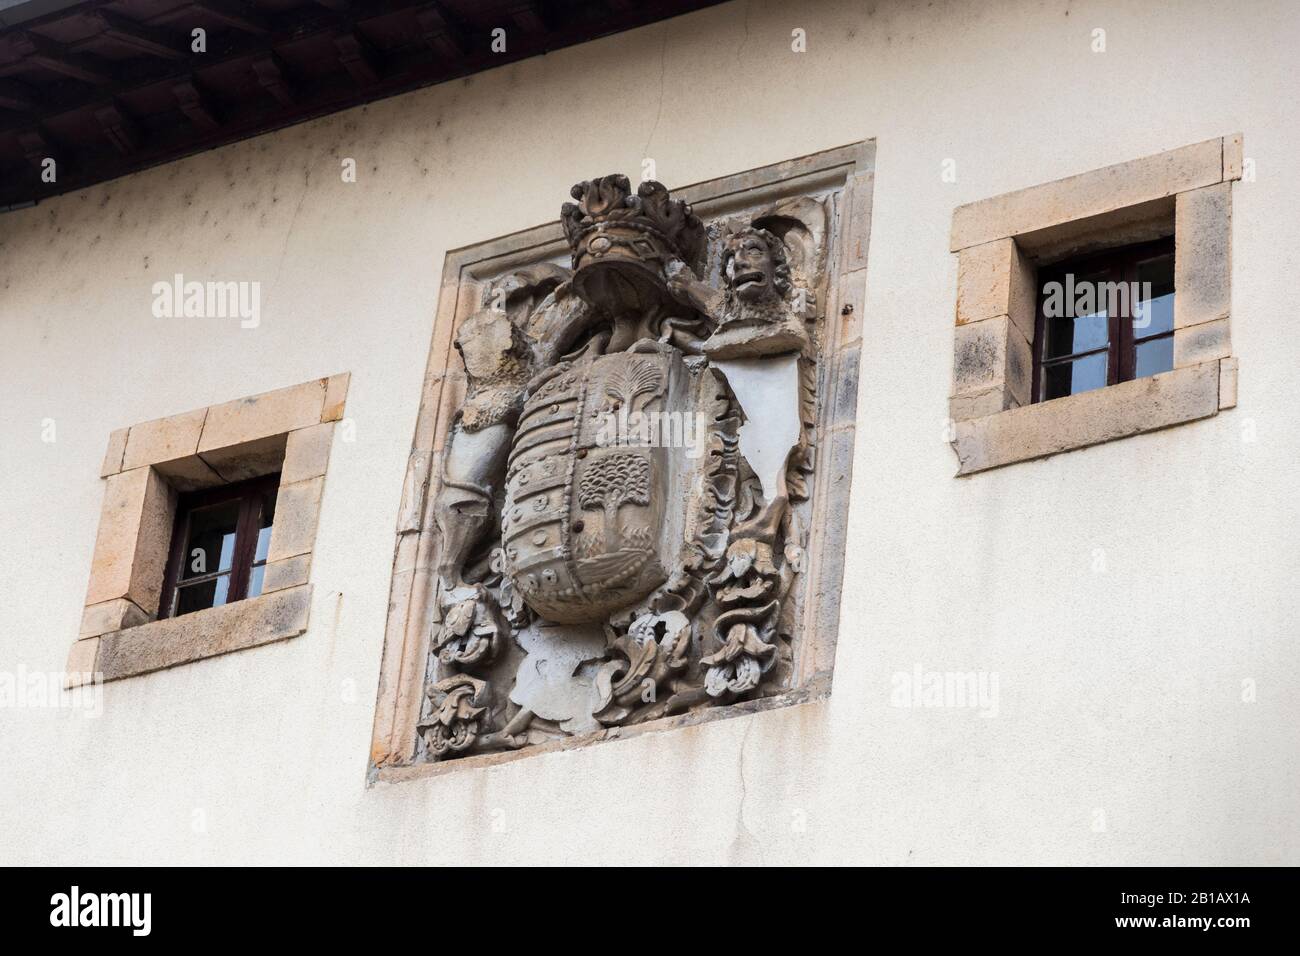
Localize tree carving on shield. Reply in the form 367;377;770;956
578;454;650;552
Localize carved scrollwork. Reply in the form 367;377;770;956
432;584;503;668
702;605;779;697
419;675;489;757
702;539;788;699
592;610;692;724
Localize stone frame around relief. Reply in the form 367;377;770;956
368;143;874;783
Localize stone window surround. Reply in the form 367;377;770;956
66;373;350;686
947;134;1242;476
368;143;875;784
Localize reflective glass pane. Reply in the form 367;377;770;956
1045;312;1108;359
247;563;266;599
1134;253;1175;339
1042;352;1108;401
1043;269;1110;358
1134;336;1174;379
174;573;231;616
181;501;240;580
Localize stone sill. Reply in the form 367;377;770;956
951;359;1232;476
69;584;313;685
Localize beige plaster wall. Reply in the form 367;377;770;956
1;0;1297;864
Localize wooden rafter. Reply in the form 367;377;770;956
21;31;111;84
173;77;220;130
189;0;271;36
89;10;188;62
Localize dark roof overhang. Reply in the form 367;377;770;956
0;0;726;211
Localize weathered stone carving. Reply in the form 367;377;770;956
419;173;830;759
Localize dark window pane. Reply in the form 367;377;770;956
247;563;266;599
1042;352;1108;401
181;501;240;580
1134;253;1175;339
254;488;277;563
1134;335;1174;379
174;573;231;617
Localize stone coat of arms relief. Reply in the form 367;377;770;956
370;145;872;772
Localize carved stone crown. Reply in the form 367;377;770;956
561;174;705;312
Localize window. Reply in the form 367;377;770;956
1033;237;1174;402
159;474;279;619
947;135;1238;475
70;373;347;686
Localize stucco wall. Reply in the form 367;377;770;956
2;0;1297;865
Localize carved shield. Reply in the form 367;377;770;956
503;346;700;624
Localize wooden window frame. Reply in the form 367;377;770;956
158;473;280;620
1032;236;1176;402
